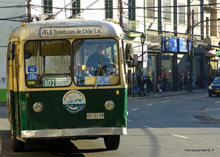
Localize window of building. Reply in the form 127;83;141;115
178;3;185;25
147;0;155;18
163;0;171;23
72;0;80;16
105;0;113;19
43;0;53;14
128;0;135;20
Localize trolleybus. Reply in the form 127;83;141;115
6;19;128;152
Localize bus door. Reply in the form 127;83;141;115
8;40;21;136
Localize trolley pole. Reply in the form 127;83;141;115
27;0;31;23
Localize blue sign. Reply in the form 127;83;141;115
162;37;192;53
28;66;37;73
179;39;187;52
27;73;37;80
168;38;178;52
161;37;178;52
179;39;192;53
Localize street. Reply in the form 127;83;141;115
1;92;220;157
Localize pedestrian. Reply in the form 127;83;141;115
184;74;188;90
179;73;184;90
195;75;201;89
162;75;168;91
137;73;142;96
201;73;207;89
158;76;162;94
145;75;152;94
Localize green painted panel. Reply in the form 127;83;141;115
0;89;6;102
19;88;127;130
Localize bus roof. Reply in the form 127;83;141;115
10;19;123;40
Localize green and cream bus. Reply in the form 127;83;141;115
7;19;128;152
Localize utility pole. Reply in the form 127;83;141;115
173;0;177;91
187;0;192;92
27;0;31;23
158;0;162;34
189;10;194;92
200;0;204;40
144;0;146;34
119;0;123;28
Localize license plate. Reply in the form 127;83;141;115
216;90;220;93
87;113;104;119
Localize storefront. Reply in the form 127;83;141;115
161;53;173;91
127;33;209;95
147;53;158;91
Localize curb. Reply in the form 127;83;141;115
128;90;206;100
202;107;220;123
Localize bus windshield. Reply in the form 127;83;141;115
24;40;71;88
24;39;120;88
72;39;120;86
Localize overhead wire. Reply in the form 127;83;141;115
0;2;219;17
0;2;219;22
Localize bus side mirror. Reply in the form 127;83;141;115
125;43;134;60
11;43;15;60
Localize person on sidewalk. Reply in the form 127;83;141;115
144;75;152;94
137;73;142;96
157;76;162;94
179;73;184;90
162;75;168;91
195;75;201;89
184;74;188;90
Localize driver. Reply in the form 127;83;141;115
86;45;112;76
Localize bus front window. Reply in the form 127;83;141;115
24;40;71;88
72;39;120;86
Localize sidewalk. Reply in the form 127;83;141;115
128;88;206;100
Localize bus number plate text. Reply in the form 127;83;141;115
43;78;56;87
87;113;104;119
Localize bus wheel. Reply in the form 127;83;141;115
104;135;120;150
11;130;25;152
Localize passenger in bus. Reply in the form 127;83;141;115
86;45;112;76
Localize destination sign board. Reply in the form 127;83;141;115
40;26;102;38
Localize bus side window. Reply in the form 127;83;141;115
7;42;11;60
8;43;15;60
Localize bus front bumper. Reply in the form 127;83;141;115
21;127;127;139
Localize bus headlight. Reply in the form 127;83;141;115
105;100;115;111
33;102;43;112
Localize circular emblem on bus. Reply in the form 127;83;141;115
62;90;86;114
